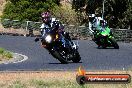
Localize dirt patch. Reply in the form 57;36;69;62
0;70;131;83
0;28;41;37
0;28;28;35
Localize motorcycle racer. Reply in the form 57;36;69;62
88;13;107;32
97;20;108;32
35;11;75;45
34;11;81;63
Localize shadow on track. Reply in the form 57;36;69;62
95;47;119;49
48;62;82;64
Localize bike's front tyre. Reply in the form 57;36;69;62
109;38;119;49
72;51;81;63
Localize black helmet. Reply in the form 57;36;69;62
52;21;60;29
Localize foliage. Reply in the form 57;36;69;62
3;51;13;59
1;0;80;29
8;80;26;88
72;0;86;11
1;19;12;28
51;3;79;25
1;0;61;22
0;48;5;54
103;0;132;29
72;0;132;29
1;0;80;26
12;20;21;29
0;47;13;59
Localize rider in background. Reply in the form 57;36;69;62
97;20;108;32
88;13;107;32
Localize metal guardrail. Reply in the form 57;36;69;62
0;19;92;39
0;19;42;30
0;19;132;42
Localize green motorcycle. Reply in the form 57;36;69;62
92;26;119;49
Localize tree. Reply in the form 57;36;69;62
72;0;132;29
104;0;131;29
1;0;61;21
72;0;86;11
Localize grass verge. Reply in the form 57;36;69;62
0;47;13;61
0;71;131;88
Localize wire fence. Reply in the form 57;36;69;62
0;19;132;42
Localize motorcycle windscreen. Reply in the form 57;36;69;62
101;27;110;36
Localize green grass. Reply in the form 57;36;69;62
0;48;5;54
8;80;26;88
29;79;88;88
30;79;131;88
0;47;13;60
3;79;130;88
3;51;13;59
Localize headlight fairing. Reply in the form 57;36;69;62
45;35;52;43
101;33;108;36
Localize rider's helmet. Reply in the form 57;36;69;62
89;14;95;22
41;11;51;23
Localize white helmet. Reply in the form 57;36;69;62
89;14;95;18
89;14;96;22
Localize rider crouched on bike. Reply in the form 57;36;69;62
98;20;107;32
89;13;106;32
89;13;109;34
89;13;108;47
35;11;75;48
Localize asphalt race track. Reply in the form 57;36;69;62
0;35;132;71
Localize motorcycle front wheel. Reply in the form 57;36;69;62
72;51;81;63
51;50;68;64
109;38;119;49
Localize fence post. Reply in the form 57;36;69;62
26;21;33;36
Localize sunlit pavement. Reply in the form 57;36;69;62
0;35;132;71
